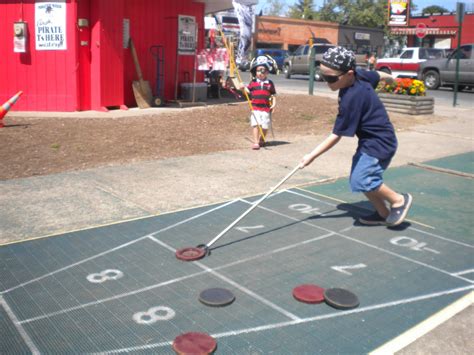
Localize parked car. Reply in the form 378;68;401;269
283;43;335;80
376;47;447;78
418;44;474;91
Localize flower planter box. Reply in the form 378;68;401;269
378;93;434;115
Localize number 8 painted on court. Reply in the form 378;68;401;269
86;269;124;283
133;306;176;324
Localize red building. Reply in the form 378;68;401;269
390;12;474;49
0;0;234;112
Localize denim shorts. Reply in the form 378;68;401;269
350;152;391;193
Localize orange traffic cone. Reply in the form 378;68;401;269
0;91;23;127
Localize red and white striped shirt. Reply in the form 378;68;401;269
247;79;276;112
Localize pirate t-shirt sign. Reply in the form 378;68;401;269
35;1;67;50
178;15;196;56
388;0;409;26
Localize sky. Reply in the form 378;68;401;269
255;0;467;15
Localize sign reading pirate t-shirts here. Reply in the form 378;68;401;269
388;0;409;27
35;1;67;50
178;15;196;56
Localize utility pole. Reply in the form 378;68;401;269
453;2;465;107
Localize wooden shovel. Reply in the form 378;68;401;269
129;38;153;108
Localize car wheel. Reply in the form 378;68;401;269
423;70;440;90
380;67;391;75
284;65;291;79
314;65;322;81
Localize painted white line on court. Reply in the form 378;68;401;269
249;202;474;284
294;187;348;203
292;188;472;248
286;188;338;207
339;226;355;233
195;261;301;321
408;226;474;248
148;236;301;321
18;232;334;324
452;269;474;277
1;199;238;295
100;285;473;354
1;238;146;295
0;295;40;354
17;269;209;325
370;291;474;355
295;187;437;229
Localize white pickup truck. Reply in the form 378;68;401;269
376;47;447;78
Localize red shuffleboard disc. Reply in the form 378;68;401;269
175;247;206;261
172;332;217;354
292;284;325;304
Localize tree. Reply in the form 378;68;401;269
287;0;316;20
316;0;386;28
261;0;286;16
422;5;449;14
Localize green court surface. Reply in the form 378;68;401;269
0;154;472;354
305;153;473;239
423;151;474;175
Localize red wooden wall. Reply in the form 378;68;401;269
0;0;79;111
0;0;205;111
123;0;204;108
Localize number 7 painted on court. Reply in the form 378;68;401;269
331;263;367;275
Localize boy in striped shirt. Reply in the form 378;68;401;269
242;56;276;150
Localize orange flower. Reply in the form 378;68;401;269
377;77;426;96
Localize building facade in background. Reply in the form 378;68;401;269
253;16;385;57
386;5;474;56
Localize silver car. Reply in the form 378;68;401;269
418;44;474;91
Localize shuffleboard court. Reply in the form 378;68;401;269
1;157;472;354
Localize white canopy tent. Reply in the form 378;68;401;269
194;0;257;14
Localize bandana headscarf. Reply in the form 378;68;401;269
321;46;356;72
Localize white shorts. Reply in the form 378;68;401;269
250;110;271;129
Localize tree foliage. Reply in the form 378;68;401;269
261;0;286;16
316;0;386;28
421;5;449;14
287;0;316;20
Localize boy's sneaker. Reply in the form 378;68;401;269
358;212;387;226
386;193;413;226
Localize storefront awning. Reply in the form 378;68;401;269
195;0;258;14
390;27;457;35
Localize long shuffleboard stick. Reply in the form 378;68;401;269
203;164;302;251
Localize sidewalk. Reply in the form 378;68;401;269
0;96;472;353
1;96;472;243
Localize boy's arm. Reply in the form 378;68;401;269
300;133;341;168
238;82;250;93
376;70;395;85
270;95;276;111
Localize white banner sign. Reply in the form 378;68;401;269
388;0;409;27
178;15;196;56
35;1;67;50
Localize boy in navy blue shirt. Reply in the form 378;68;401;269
300;46;412;227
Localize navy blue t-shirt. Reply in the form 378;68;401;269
332;69;397;160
